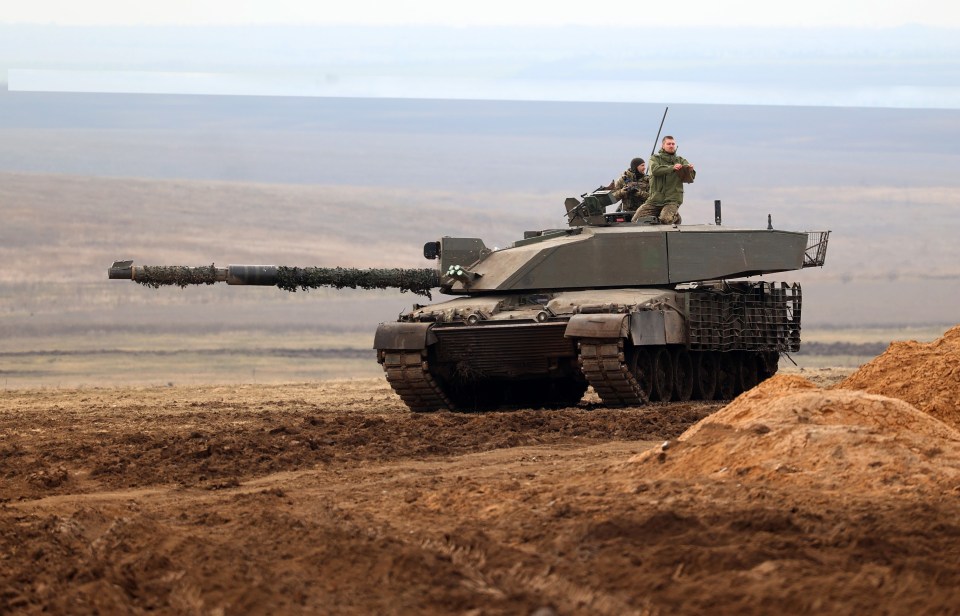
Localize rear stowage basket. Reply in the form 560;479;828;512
803;231;830;268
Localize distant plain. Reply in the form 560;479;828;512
1;90;957;387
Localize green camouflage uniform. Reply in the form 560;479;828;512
631;148;695;224
611;168;650;213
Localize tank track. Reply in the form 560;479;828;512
577;338;648;407
381;350;454;413
383;343;777;412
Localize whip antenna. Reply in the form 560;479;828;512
651;106;669;156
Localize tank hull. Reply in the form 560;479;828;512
375;281;799;411
107;199;828;413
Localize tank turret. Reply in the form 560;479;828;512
109;193;830;412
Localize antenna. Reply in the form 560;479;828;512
651;107;669;156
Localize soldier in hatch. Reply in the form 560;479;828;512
611;157;650;213
631;136;695;225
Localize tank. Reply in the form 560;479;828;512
108;190;830;412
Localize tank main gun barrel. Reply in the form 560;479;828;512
275;266;439;298
108;261;440;298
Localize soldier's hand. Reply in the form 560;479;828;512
673;164;683;170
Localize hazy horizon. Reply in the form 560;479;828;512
3;24;959;108
1;90;958;331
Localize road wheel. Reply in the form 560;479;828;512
716;352;737;400
737;353;759;393
648;347;674;402
692;352;717;401
629;347;654;401
759;351;780;382
671;347;693;401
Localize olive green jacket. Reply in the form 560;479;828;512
611;169;650;212
646;149;695;205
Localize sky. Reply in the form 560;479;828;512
3;0;957;108
2;0;957;28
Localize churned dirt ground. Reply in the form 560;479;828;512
3;327;960;615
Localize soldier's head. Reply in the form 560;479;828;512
662;136;677;154
630;157;645;174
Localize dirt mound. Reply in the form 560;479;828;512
626;375;960;494
5;378;960;615
835;325;960;429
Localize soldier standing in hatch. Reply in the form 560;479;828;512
631;135;695;224
611;157;650;213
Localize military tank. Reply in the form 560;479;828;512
108;190;829;412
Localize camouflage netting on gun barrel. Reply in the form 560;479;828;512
276;267;439;299
135;265;219;288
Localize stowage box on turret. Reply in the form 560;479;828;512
109;188;830;412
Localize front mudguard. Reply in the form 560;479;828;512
564;314;629;339
565;311;685;345
373;322;438;351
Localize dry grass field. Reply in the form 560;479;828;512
1;171;955;389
